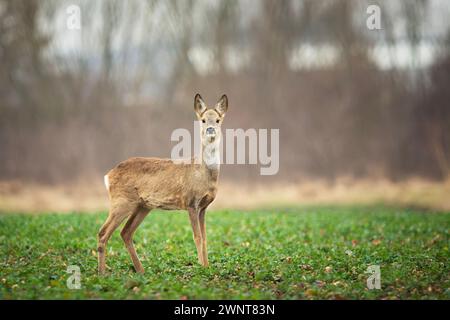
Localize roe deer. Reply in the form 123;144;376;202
98;93;228;274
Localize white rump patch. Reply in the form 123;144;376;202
104;174;110;191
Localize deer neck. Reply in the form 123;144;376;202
201;138;220;179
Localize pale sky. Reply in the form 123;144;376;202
43;0;450;72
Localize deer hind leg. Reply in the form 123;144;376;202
97;200;138;275
188;208;204;266
120;207;150;274
199;208;209;267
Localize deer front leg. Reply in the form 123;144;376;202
188;208;204;265
199;208;208;267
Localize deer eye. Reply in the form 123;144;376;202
216;119;220;123
202;119;206;123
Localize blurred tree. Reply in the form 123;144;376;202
0;0;51;116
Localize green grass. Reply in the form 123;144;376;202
0;206;449;300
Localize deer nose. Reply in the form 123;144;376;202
206;127;215;135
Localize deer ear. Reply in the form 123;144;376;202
194;93;207;117
215;94;228;116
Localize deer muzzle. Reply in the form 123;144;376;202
206;127;216;135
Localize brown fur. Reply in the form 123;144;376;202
97;94;228;274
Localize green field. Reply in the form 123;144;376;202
0;206;449;299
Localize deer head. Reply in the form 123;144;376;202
194;93;228;146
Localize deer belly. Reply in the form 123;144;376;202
141;193;184;210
